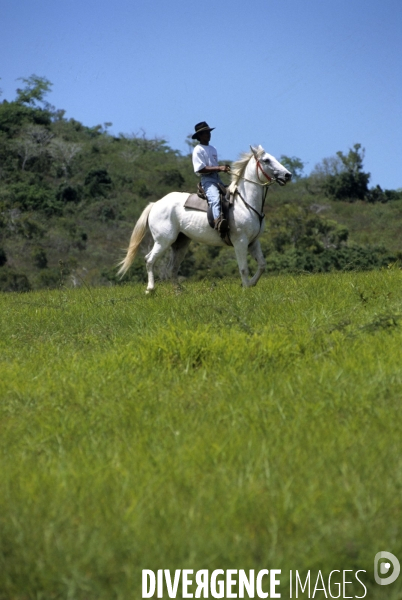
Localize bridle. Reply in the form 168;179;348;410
256;159;275;185
231;157;277;230
233;157;278;188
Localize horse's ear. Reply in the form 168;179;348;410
250;145;259;159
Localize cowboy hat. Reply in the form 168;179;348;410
191;121;215;140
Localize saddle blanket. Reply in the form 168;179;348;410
184;193;208;212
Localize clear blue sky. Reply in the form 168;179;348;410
1;0;401;189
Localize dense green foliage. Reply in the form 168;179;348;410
310;143;402;203
0;76;401;292
1;272;402;599
324;144;370;201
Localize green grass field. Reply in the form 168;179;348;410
1;271;402;599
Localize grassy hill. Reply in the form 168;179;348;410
267;179;402;253
1;272;402;598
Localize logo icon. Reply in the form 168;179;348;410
374;551;400;585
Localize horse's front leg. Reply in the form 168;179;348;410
248;239;266;287
233;239;253;287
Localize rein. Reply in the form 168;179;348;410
234;187;267;226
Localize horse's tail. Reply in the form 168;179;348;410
117;203;154;277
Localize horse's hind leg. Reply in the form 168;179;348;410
170;233;191;283
145;239;173;293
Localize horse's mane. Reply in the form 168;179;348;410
228;146;264;192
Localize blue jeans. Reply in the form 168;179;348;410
200;174;224;220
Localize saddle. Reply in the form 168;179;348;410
184;183;233;246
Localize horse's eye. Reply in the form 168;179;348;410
263;158;271;164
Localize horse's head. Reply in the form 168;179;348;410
250;145;292;186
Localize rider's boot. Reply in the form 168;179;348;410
214;216;228;237
218;217;228;236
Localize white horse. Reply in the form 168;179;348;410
118;145;291;292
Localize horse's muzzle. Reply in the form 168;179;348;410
276;172;292;186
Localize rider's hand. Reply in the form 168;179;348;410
219;165;231;173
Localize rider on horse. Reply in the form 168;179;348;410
191;122;231;234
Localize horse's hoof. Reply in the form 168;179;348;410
145;288;154;295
